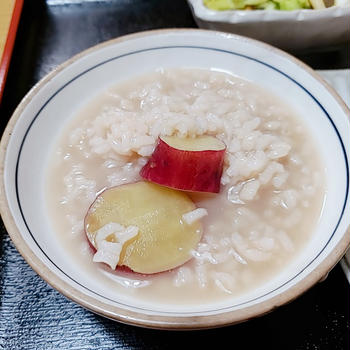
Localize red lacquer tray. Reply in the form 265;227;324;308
0;0;23;102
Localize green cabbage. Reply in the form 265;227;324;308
273;0;311;9
204;0;239;10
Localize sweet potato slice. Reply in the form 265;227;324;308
85;182;203;274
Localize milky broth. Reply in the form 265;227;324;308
46;69;324;305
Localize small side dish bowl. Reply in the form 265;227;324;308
187;0;350;51
0;29;349;329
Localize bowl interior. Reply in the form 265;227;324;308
2;30;350;322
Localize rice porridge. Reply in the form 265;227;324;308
46;69;324;304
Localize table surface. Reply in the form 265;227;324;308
0;1;349;349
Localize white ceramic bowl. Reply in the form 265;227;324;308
187;0;350;51
0;29;349;329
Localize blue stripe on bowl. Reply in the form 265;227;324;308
14;46;349;314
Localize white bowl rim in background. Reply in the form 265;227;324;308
188;0;350;20
187;0;350;51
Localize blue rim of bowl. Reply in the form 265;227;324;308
15;45;349;315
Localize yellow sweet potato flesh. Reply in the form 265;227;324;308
85;182;202;274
